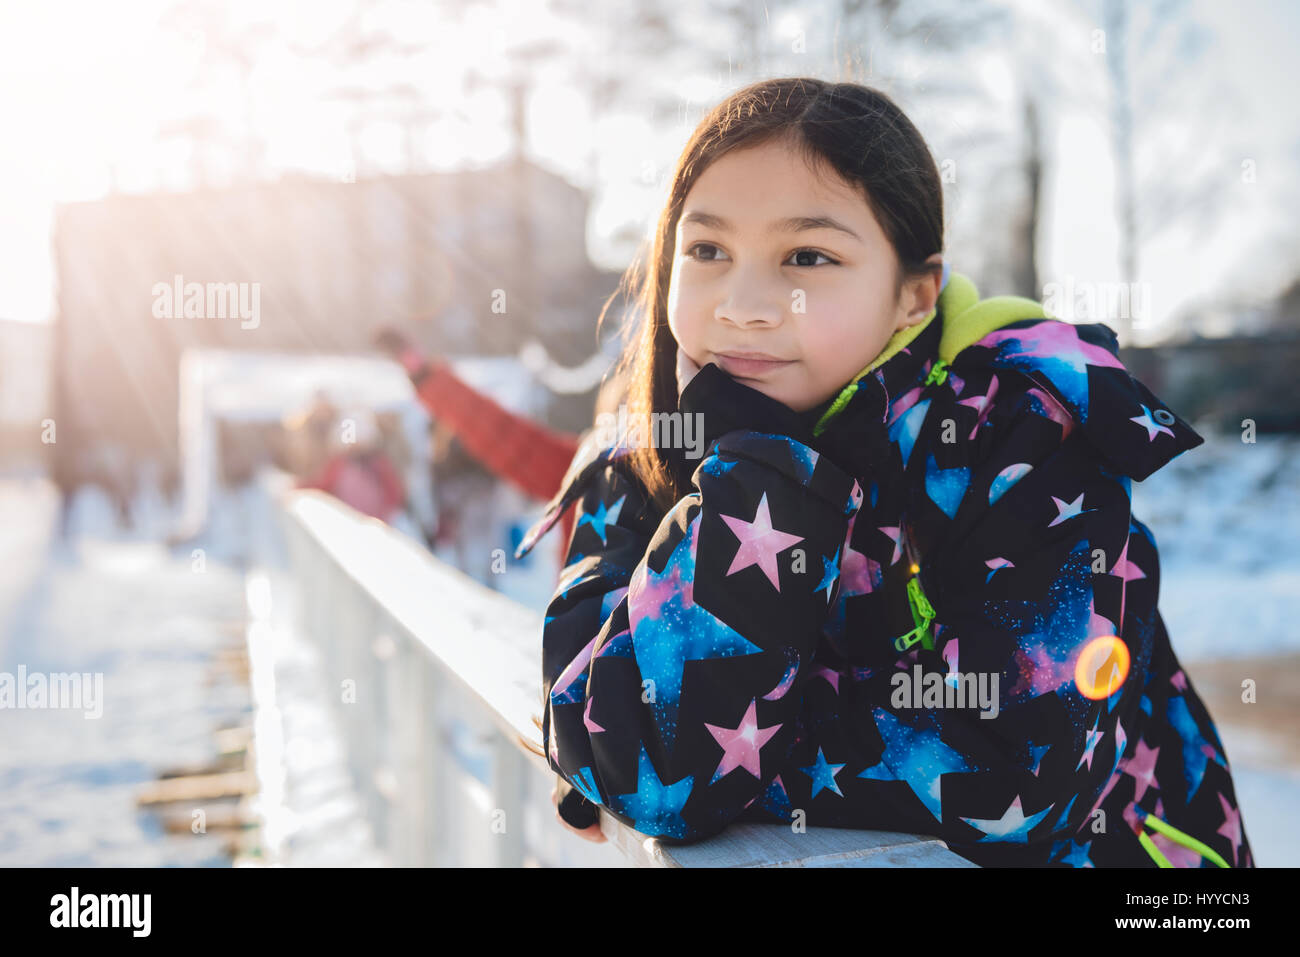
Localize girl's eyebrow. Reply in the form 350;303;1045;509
680;210;862;243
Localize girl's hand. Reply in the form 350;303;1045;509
551;781;606;843
675;345;703;398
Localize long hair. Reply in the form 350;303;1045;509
597;76;946;516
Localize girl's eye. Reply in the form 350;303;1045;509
787;248;837;267
685;242;727;262
684;243;838;267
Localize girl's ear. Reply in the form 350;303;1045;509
898;253;945;328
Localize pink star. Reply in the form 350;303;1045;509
941;638;959;676
878;526;904;565
1125;738;1160;803
1109;537;1146;584
839;541;880;597
985;556;1015;583
810;663;841;694
704;699;782;783
720;491;804;591
547;703;560;764
957;373;999;439
583;696;604;734
1216;791;1243;851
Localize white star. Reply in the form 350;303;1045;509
1129;404;1175;442
1048;492;1095;528
961;794;1053;843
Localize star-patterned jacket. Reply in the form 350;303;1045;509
515;273;1253;868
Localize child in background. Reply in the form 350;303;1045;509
296;407;406;524
514;77;1252;867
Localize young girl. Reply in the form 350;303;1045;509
514;77;1253;867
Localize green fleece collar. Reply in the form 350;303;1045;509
812;272;1046;436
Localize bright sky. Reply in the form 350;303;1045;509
1;0;1296;346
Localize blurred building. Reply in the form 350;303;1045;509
49;159;625;497
0;317;52;469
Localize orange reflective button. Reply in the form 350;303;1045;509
1075;635;1130;699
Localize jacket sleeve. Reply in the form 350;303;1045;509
540;368;866;843
838;372;1203;857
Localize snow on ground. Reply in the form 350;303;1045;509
0;474;251;866
1132;431;1300;662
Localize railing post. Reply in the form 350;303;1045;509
492;736;527;867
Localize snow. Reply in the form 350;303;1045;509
0;476;251;866
1132;431;1300;662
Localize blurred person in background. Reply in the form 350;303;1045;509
373;326;628;570
281;389;340;484
295;405;406;523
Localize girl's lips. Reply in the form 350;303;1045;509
713;353;795;378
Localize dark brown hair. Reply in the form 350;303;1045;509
593;76;945;516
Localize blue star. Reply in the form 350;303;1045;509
570;766;604;806
814;547;840;604
858;708;978;821
800;746;847;799
627;515;763;749
924;451;970;519
610;743;694;839
751;434;819;484
753;774;793;821
1051;836;1094;867
577;494;626;545
889;398;931;468
1053;793;1078;830
1167;694;1210;801
550;666;589;705
699;456;740;478
1029;742;1051;776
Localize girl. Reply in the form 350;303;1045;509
514;77;1253;867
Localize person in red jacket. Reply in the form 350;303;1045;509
374;328;606;568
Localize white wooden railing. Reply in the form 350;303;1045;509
266;482;975;867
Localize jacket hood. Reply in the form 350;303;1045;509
814;270;1204;483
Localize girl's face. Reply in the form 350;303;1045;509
667;137;943;413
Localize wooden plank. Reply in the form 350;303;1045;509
136;771;258;806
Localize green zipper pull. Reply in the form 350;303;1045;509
894;573;937;653
924;359;949;387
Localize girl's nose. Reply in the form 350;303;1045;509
715;276;785;328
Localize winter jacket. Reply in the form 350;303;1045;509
515;272;1254;867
